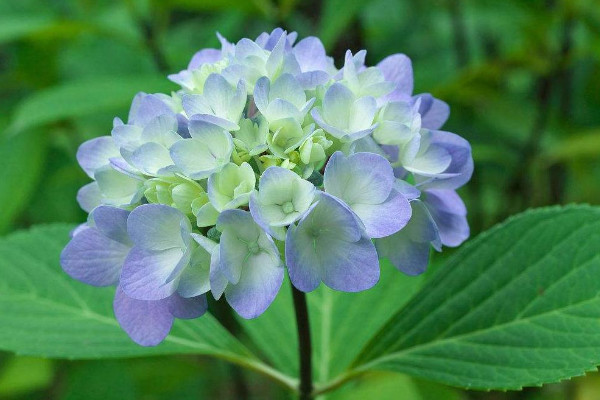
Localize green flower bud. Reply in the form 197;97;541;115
299;128;332;164
144;177;205;216
267;119;312;158
233;118;268;156
188;59;229;93
208;162;256;212
258;155;297;171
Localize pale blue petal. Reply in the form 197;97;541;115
224;250;283;319
285;193;379;292
77;136;119;178
322;83;353;128
377;53;413;95
77;182;102;213
129;142;174;176
127;204;190;251
324;151;393;205
177;246;212;297
209;245;228;300
253;76;270;114
188;48;221;69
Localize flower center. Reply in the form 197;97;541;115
282;201;295;214
247;242;260;254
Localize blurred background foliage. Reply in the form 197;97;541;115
1;0;599;398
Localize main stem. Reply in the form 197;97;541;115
291;285;313;400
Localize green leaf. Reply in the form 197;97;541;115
0;15;54;44
353;205;600;390
239;262;425;384
0;224;295;389
8;75;175;134
0;132;47;233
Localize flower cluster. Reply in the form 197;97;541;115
61;28;472;346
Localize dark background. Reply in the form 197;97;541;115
1;0;599;398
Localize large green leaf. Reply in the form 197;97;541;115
239;261;425;384
352;206;600;390
0;132;47;233
0;224;295;389
8;76;175;134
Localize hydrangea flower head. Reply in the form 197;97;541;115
61;28;473;346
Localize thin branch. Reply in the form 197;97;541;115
291;285;313;400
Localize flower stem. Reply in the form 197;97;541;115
291;285;313;400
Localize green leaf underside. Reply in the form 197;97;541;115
238;262;425;384
9;76;175;134
0;224;254;362
325;372;462;400
353;205;600;390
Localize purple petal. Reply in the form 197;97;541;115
258;28;291;51
352;190;412;238
394;180;421;201
417;130;473;190
375;200;440;275
90;206;131;245
423;189;469;247
113;287;174;346
414;93;450;130
109;157;141;179
128;94;173;127
176;114;190;138
377;53;413;95
120;246;186;300
60;227;130;286
285;193;379;292
168;294;208;319
297;71;330;89
293;37;328;72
